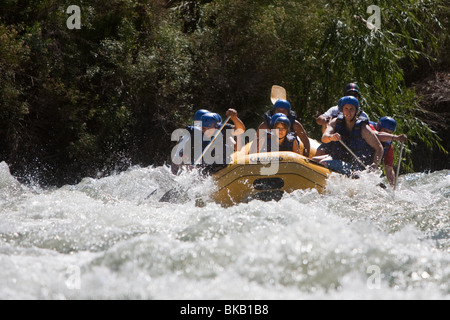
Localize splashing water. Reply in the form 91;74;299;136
0;161;449;299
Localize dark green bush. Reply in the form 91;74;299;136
0;0;447;185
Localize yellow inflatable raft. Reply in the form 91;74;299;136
212;138;332;207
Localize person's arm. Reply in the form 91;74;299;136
316;114;331;126
292;139;301;154
361;124;383;168
226;109;245;136
316;107;336;133
316;115;332;134
321;119;341;144
294;121;310;157
375;132;408;143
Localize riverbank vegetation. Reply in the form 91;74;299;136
0;0;448;186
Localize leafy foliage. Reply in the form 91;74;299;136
0;0;447;185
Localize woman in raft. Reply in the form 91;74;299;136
257;99;310;157
254;113;301;154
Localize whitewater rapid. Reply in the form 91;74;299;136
0;161;449;299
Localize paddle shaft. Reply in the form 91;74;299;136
158;115;231;203
194;116;231;166
338;139;367;169
394;142;404;191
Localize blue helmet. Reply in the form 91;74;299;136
201;112;221;128
273;99;291;113
271;113;291;129
338;96;360;112
378;116;397;132
194;109;210;122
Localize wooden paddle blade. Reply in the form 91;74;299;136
271;85;287;104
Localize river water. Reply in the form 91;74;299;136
0;161;449;300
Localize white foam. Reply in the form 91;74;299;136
0;165;448;299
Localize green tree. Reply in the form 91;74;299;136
0;0;447;185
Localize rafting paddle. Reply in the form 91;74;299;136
338;140;368;169
270;85;287;104
338;139;387;188
159;116;231;203
194;116;231;165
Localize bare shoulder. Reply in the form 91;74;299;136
293;120;306;131
361;123;376;135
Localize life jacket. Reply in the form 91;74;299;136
263;132;295;152
263;110;297;136
329;115;374;169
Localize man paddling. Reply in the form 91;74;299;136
315;83;371;158
312;96;383;175
171;109;245;175
316;83;370;134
